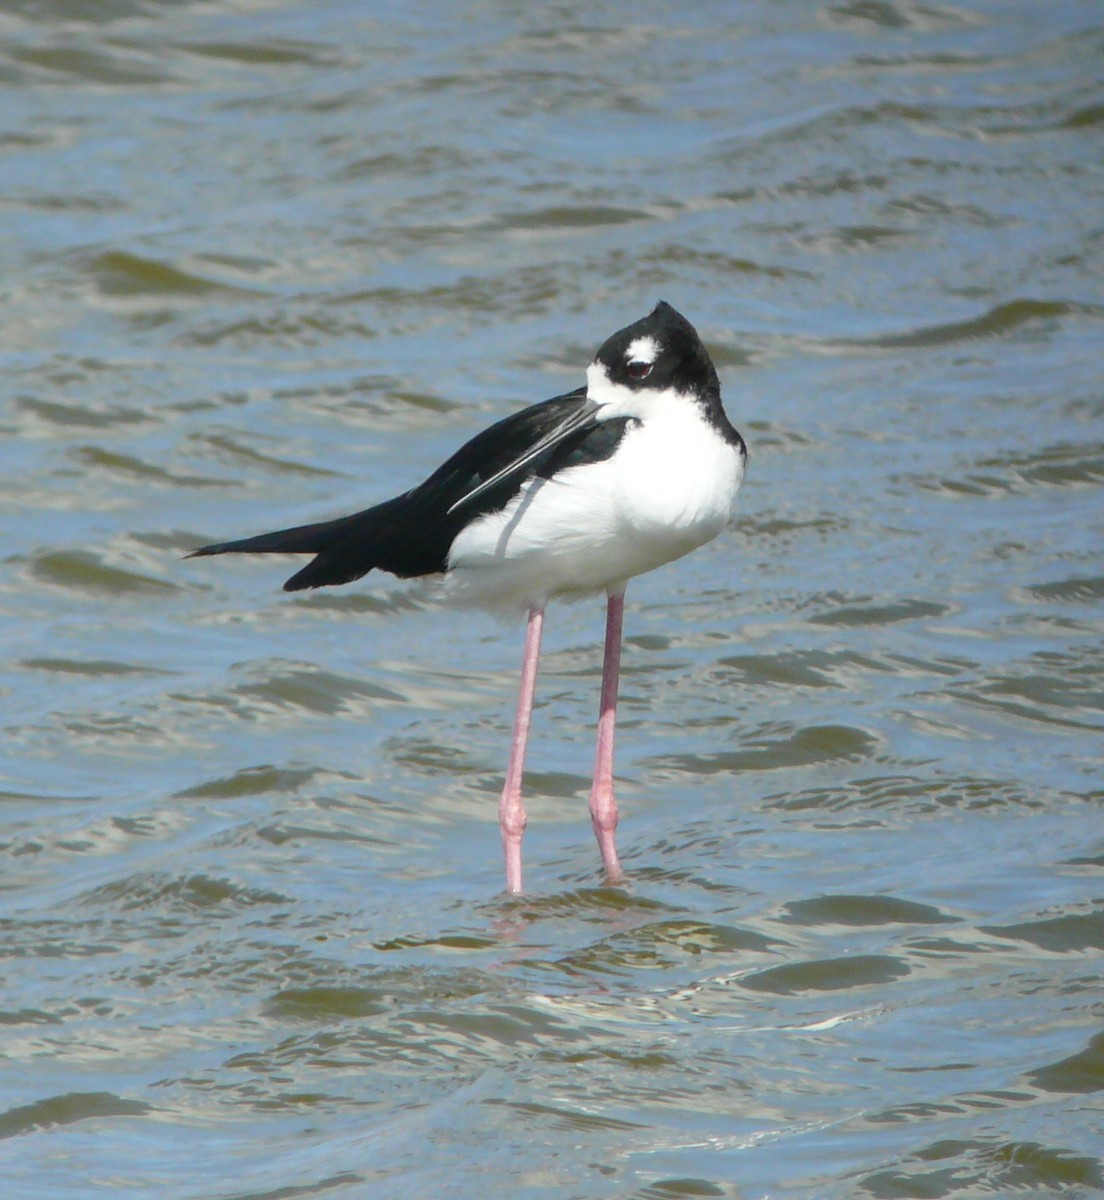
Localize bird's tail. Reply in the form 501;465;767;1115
188;501;403;591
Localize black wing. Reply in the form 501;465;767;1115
189;386;633;591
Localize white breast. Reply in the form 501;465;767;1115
444;389;745;613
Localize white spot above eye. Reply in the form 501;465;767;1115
625;336;659;366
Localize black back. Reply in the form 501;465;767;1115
190;387;632;590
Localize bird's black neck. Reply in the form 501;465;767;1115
699;387;747;455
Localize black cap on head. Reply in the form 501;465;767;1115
593;301;720;397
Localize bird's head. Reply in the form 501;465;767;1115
586;301;721;416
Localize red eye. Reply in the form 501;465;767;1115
626;360;653;380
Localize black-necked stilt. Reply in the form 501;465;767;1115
190;302;747;893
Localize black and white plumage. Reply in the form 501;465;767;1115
190;301;747;892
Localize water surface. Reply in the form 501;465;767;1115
1;1;1102;1196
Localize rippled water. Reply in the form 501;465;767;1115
2;1;1102;1196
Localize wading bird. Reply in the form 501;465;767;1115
190;302;747;893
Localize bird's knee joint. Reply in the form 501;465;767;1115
591;809;618;837
500;812;527;841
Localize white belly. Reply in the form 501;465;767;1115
444;408;745;612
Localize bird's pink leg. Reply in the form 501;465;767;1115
590;589;625;882
500;604;544;894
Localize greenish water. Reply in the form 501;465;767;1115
2;1;1102;1197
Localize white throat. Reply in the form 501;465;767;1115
586;362;696;422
